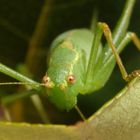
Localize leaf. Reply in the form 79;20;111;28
80;77;140;140
0;77;140;140
0;123;80;140
0;0;140;123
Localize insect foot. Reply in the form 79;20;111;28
125;70;140;82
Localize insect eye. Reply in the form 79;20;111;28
42;75;51;84
67;75;76;84
42;75;54;88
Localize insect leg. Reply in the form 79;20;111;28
99;22;140;82
90;8;98;32
128;32;140;51
85;23;103;86
0;63;50;123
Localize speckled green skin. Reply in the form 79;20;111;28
47;29;94;110
47;28;113;110
46;28;126;111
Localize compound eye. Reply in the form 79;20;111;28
67;75;76;84
42;75;51;84
42;74;54;88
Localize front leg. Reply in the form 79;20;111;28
99;22;140;82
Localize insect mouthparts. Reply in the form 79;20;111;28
59;83;67;90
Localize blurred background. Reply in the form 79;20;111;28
0;0;140;124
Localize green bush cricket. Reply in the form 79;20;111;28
41;0;140;111
0;0;140;120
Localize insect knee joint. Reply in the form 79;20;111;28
98;22;110;32
127;32;136;39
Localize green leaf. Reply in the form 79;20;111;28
81;77;140;140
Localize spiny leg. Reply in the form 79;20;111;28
120;32;140;80
99;22;140;82
85;23;103;86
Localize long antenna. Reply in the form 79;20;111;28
0;81;51;123
0;82;46;86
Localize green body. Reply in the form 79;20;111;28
47;30;93;110
46;0;136;110
47;29;112;110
